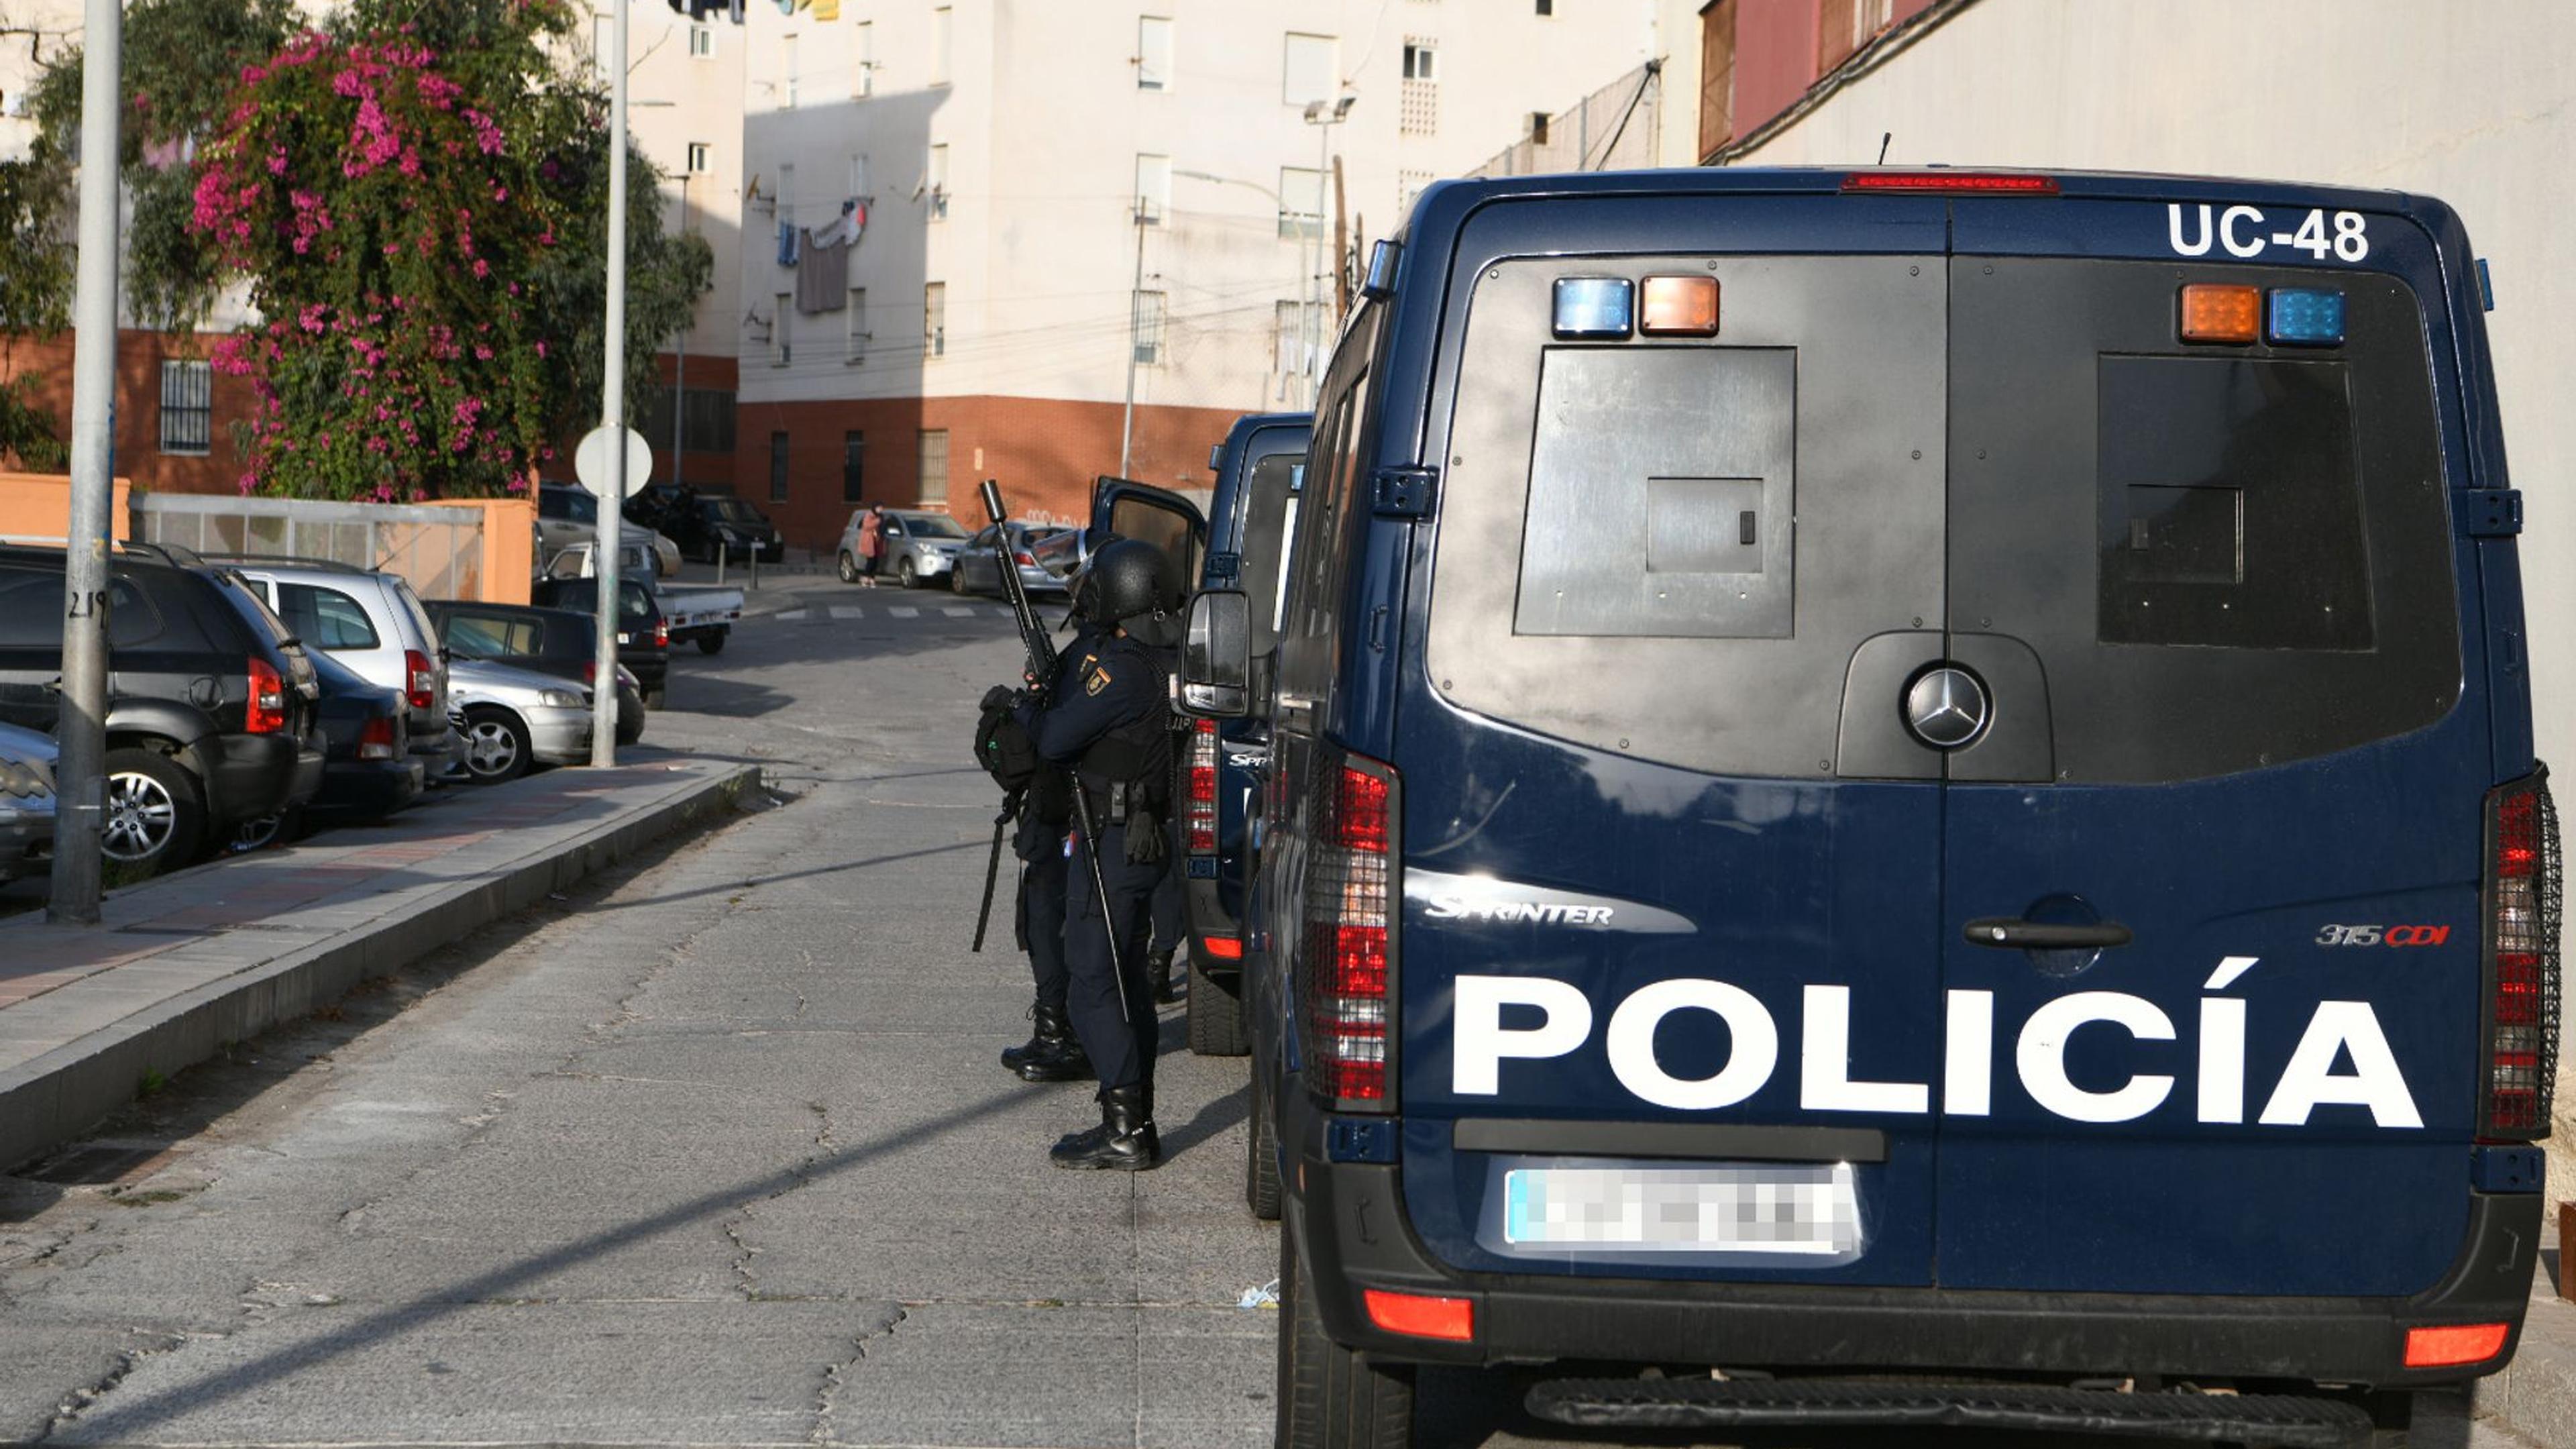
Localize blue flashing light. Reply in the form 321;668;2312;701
1552;277;1633;339
2266;288;2346;347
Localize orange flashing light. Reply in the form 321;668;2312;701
1363;1288;1476;1343
2404;1322;2510;1368
2180;284;2261;344
1640;275;1720;336
1201;934;1244;961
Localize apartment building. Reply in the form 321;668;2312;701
727;1;1657;543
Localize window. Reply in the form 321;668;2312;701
1397;168;1433;213
158;359;211;455
769;431;790;502
1531;111;1550;145
843;431;866;503
918;429;949;504
1401;38;1438;134
849;152;869;196
845;286;868;362
1401;39;1438;80
1283;32;1336;105
1133;290;1167;365
1817;0;1894;72
1698;0;1737;160
688;23;713;58
771;291;792;366
276;583;380;651
852;20;874;96
930;6;953;85
926;144;949;219
686;142;712;174
1278;166;1325;239
1134;153;1169;224
781;32;798;109
1274;300;1324;375
1138;15;1172;89
777;162;796;227
1536;0;1553;13
924;282;946;358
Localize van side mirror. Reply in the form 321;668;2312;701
1180;589;1252;718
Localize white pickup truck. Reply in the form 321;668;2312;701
540;540;744;655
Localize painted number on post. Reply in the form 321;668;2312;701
2169;204;2368;262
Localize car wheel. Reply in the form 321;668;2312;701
1278;1223;1415;1449
1187;958;1249;1056
616;688;645;747
101;747;206;875
696;631;727;655
898;557;920;588
838;551;861;584
230;809;294;853
1246;1063;1282;1222
460;706;532;784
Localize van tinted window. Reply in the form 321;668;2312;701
1237;453;1304;650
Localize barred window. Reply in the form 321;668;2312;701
159;360;211;455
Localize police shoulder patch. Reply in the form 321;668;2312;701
1085;666;1112;696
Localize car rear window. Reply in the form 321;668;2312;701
277;582;382;651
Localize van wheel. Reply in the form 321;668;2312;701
461;707;532;784
101;748;205;875
1278;1223;1414;1449
696;631;727;655
838;551;861;584
1246;1066;1282;1221
1187;960;1249;1056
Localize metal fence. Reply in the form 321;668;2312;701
131;492;487;600
1466;60;1664;180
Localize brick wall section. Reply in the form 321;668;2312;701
647;349;739;498
729;393;1246;549
0;329;256;495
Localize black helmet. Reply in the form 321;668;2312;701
1083;537;1183;646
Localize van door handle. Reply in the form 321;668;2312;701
1964;918;2133;950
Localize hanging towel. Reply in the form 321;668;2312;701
808;199;864;250
796;229;850;314
775;219;799;268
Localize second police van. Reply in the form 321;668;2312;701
1177;168;2557;1447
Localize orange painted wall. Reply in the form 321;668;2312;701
0;472;132;544
421;497;536;604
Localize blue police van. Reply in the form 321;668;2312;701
1177;413;1313;1063
1177;168;2557;1447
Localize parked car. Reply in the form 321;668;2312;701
426;600;647;747
531;574;673;698
951;522;1071;598
838;508;969;588
537;482;680;578
446;657;593;784
0;543;323;875
539;542;739;657
629;486;784;565
0;721;56;883
233;645;423;849
219;557;467;786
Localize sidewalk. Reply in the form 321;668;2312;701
2479;1240;2575;1446
0;757;757;1172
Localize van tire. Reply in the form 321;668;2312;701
1246;1067;1282;1221
1278;1224;1413;1449
1187;959;1249;1056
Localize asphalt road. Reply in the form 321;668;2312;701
0;572;2506;1448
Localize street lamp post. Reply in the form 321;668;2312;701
1174;168;1303;413
1301;95;1354;403
591;0;627;769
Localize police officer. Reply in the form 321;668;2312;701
1147;816;1187;1004
1016;539;1183;1171
989;608;1112;1084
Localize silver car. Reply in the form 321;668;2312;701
951;522;1071;598
0;722;54;883
538;484;680;578
223;559;469;782
837;508;971;588
447;657;594;784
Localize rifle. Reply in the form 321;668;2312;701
979;479;1129;1025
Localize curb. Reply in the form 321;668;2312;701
0;763;758;1173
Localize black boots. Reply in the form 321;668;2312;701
1001;1004;1090;1083
1050;1083;1160;1171
1150;949;1183;1005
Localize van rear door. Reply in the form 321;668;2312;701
1933;226;2479;1295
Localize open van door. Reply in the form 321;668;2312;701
1089;476;1206;596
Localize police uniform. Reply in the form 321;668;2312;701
1017;627;1175;1167
997;624;1108;1083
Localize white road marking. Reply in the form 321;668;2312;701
828;606;866;621
888;607;920;619
777;609;809;621
942;606;973;617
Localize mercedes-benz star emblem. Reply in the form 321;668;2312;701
1904;665;1991;750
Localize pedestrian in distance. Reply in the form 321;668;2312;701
855;503;885;586
1011;539;1186;1171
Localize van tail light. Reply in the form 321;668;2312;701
1363;1288;1474;1343
357;716;398;761
2404;1322;2510;1368
246;657;288;734
1200;934;1243;961
653;618;669;648
1301;754;1396;1109
2479;769;2561;1138
402;648;435;711
1186;718;1219;855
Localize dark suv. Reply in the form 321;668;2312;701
530;576;670;704
628;485;784;564
0;544;323;875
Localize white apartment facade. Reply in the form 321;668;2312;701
724;0;1656;542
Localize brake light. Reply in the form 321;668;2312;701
1362;1289;1474;1343
1301;755;1395;1106
1201;934;1243;961
1841;171;2058;194
583;661;598;685
2479;772;2560;1138
1186;718;1219;855
246;657;288;734
1014;550;1036;566
357;715;398;761
2404;1322;2510;1368
653;618;669;648
402;648;435;711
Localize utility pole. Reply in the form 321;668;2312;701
48;0;121;924
671;173;689;492
591;0;627;769
1117;201;1144;478
1332;156;1349;320
1301;95;1353;405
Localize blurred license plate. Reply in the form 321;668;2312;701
1502;1163;1860;1255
